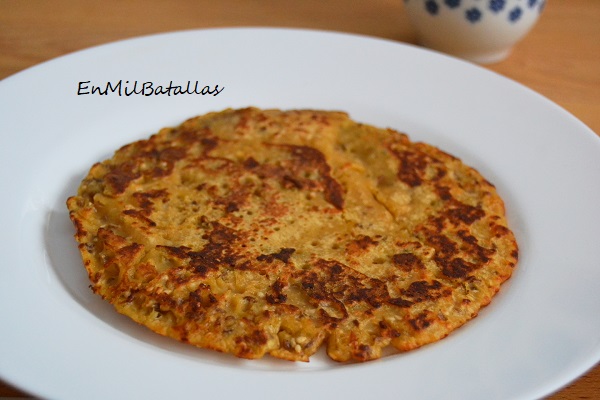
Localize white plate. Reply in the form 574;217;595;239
1;28;599;400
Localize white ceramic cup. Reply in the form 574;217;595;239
403;0;546;64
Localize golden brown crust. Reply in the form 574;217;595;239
67;107;518;362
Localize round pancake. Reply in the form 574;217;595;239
67;107;518;362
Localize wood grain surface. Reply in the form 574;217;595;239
1;0;598;398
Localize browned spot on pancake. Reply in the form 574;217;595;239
346;235;379;255
282;174;303;189
226;202;239;213
157;223;245;278
115;243;144;262
257;248;296;264
105;146;189;193
184;284;218;318
266;278;288;304
388;297;414;308
157;245;191;260
297;259;389;309
423;232;457;259
199;137;219;154
105;161;141;194
237;329;269;348
392;253;424;272
96;227;130;251
401;280;449;302
145;147;187;177
354;344;374;360
419;229;479;279
438;257;475;279
68;211;87;238
457;230;494;262
490;222;511;238
324;178;344;210
202;221;238;244
409;312;433;331
435;185;453;201
243;157;259;169
133;189;169;214
156;146;187;162
122;209;157;227
390;149;428;187
202;169;255;215
177;126;212;144
447;201;485;225
285;145;345;210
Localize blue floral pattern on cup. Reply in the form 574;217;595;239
404;0;545;24
489;0;506;13
445;0;461;8
465;7;482;22
508;6;523;22
425;0;439;14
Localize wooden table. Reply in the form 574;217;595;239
1;0;598;398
